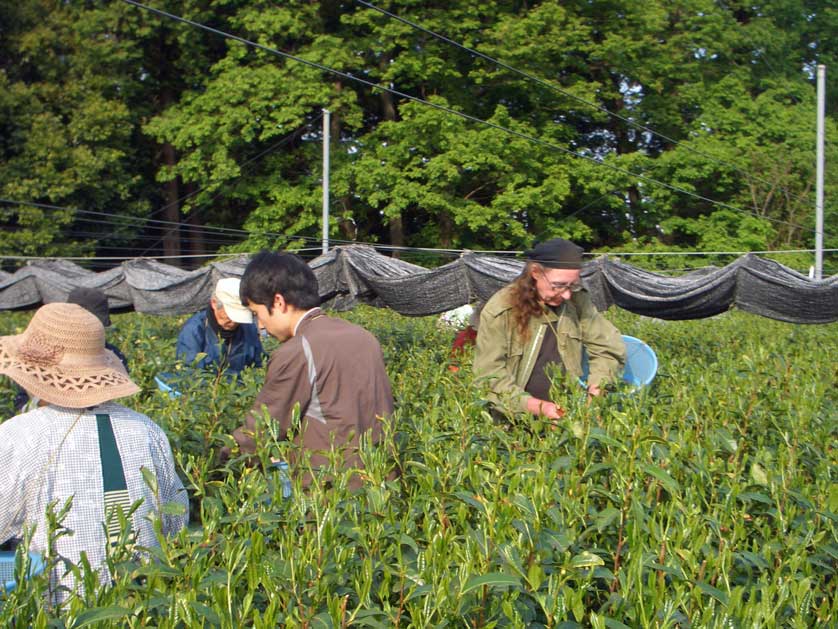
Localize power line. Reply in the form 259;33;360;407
2;198;375;256
1;198;419;248
9;195;838;259
65;216;244;240
6;197;836;262
597;248;838;257
121;0;828;238
0;198;314;241
66;232;243;247
0;248;327;262
354;0;814;209
138;117;320;255
1;198;253;237
149;116;319;220
2;247;834;265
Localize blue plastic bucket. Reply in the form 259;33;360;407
580;335;657;390
271;461;292;500
1;551;46;593
154;373;183;398
619;335;658;387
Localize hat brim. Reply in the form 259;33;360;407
0;335;140;409
221;302;253;324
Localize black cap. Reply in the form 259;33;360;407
524;238;584;269
67;287;111;327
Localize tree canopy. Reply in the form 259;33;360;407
1;0;836;271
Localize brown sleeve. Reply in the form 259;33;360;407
231;345;311;455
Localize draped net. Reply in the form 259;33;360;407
1;246;835;324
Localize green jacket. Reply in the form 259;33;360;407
473;284;626;414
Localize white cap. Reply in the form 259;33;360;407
214;278;253;324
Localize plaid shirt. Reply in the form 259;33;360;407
0;402;188;602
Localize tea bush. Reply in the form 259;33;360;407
0;307;835;627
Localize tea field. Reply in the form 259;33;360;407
0;307;836;627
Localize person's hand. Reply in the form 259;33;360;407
587;383;603;398
526;396;566;419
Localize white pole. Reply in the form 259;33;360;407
322;109;331;255
815;66;825;280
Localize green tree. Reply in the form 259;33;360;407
2;0;835;264
0;1;144;259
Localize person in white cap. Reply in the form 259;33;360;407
175;277;264;375
0;303;188;604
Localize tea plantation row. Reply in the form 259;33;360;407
0;307;835;627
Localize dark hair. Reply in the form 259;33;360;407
240;251;320;312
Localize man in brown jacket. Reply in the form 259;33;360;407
227;251;394;490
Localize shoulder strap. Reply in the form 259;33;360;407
96;414;132;546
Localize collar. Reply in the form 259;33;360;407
293;307;322;336
539;302;566;322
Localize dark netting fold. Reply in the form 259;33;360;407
121;259;214;315
1;246;835;323
733;255;838;324
595;256;740;320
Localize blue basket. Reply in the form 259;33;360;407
271;461;293;500
154;372;183;398
619;335;658;387
580;335;658;390
1;551;46;593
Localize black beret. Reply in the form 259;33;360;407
524;238;584;269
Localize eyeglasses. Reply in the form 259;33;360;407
540;269;583;293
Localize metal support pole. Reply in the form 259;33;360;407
815;66;825;280
322;109;331;255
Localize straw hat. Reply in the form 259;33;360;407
0;303;139;409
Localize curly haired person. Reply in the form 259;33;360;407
474;238;625;421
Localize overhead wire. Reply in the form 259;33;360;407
0;248;326;262
5;197;836;264
354;0;815;209
138;116;322;256
65;215;245;240
147;114;321;221
65;232;243;248
0;198;328;243
2;199;254;238
594;248;838;256
1;198;402;251
121;0;830;239
2;247;834;266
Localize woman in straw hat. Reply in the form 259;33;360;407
0;303;188;603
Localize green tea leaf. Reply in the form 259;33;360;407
161;501;187;516
189;602;220;627
594;507;620;532
461;573;521;595
140;466;158;495
641;464;680;495
695;581;729;605
738;492;772;505
570;551;605;568
310;612;334;628
71;606;132;628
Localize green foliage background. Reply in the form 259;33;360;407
0;307;835;626
1;0;837;268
